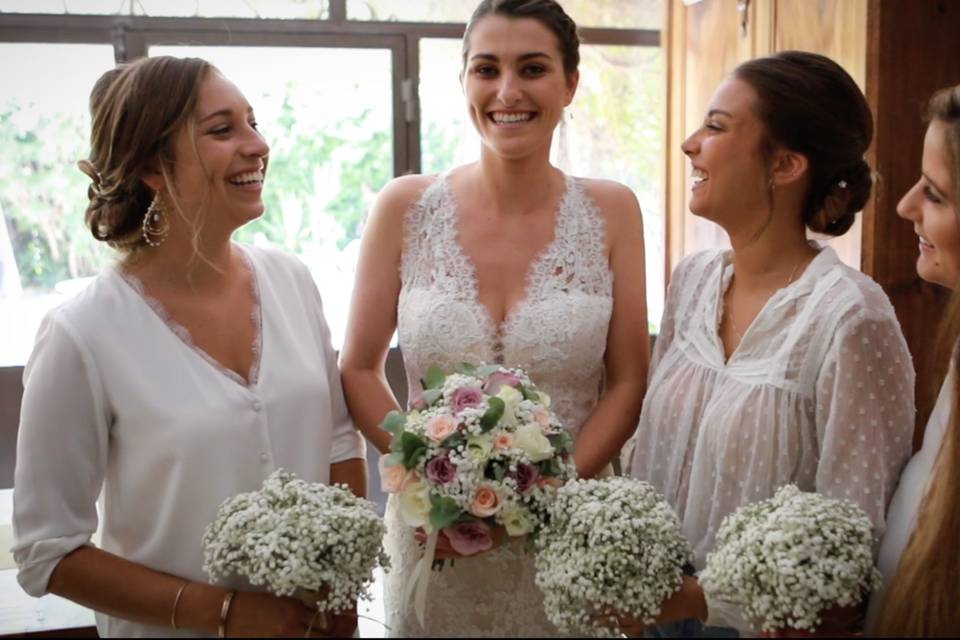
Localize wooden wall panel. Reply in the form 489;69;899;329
773;0;868;271
863;0;960;443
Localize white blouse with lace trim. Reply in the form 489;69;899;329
12;245;365;638
630;245;915;633
386;171;613;637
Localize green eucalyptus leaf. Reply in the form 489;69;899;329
454;362;478;375
421;365;447;390
479;397;505;432
422;388;444;406
380;410;407;436
429;495;461;531
400;432;428;469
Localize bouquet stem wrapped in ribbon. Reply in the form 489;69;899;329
699;484;882;633
379;362;577;625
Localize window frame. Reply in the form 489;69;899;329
0;1;659;178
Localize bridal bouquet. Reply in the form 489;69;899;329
534;477;692;637
381;363;576;548
202;469;389;616
699;484;882;633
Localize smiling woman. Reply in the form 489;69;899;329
12;56;367;638
339;0;651;636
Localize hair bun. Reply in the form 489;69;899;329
806;159;873;236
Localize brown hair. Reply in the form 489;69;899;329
77;56;213;256
876;84;960;637
733;51;874;237
462;0;580;76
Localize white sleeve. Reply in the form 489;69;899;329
303;269;365;465
12;312;110;596
813;311;915;545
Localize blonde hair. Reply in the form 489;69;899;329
78;56;213;260
876;84;960;637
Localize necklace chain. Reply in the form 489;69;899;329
727;252;810;344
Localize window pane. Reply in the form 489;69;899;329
419;39;665;330
0;0;328;18
349;0;662;28
0;43;116;366
151;45;393;349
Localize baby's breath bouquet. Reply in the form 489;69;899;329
533;477;692;637
202;469;389;616
699;484;882;633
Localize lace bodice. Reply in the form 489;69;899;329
397;172;613;435
385;172;613;637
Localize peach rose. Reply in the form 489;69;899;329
468;484;502;518
493;433;514;450
533;408;551;429
378;456;414;494
424;414;458;442
536;476;564;489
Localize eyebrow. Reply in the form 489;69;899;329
198;106;253;123
923;172;952;200
469;52;552;63
707;109;733;118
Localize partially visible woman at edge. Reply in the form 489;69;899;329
339;0;649;635
620;51;915;637
869;83;960;636
12;56;365;637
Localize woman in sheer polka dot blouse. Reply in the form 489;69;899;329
625;52;915;636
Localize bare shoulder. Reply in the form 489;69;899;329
576;177;643;236
364;173;437;243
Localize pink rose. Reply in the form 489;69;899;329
425;415;457;442
409;392;428;411
443;521;494;556
511;462;540;493
425;454;455;484
378;456;414;494
483;371;521;396
469;484;502;518
451;387;483;414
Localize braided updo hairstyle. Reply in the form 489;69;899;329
77;56;212;254
734;51;874;236
462;0;580;76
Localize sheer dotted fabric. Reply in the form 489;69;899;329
629;246;915;632
386;172;613;636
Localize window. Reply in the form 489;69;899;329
0;43;116;366
0;2;665;363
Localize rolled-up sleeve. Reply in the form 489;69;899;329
12;312;109;596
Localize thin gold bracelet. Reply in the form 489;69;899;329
218;590;236;638
170;581;189;630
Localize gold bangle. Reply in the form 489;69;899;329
218;590;236;638
170;581;189;629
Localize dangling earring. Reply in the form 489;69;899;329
142;192;169;247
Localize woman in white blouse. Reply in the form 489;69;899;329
12;57;365;637
867;84;960;636
622;52;916;636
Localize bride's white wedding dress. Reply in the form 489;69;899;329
384;171;614;637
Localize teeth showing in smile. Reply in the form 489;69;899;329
228;170;264;186
491;112;534;124
691;168;708;185
919;236;934;249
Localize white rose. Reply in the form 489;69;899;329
537;391;551;408
514;422;554;462
398;480;431;529
497;386;523;426
500;505;534;536
466;434;494;461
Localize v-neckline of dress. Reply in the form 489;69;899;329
440;172;572;361
115;244;264;389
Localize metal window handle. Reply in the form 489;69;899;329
738;0;751;37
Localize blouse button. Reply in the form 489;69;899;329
252;400;263;412
260;453;270;463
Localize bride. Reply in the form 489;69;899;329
339;0;649;635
